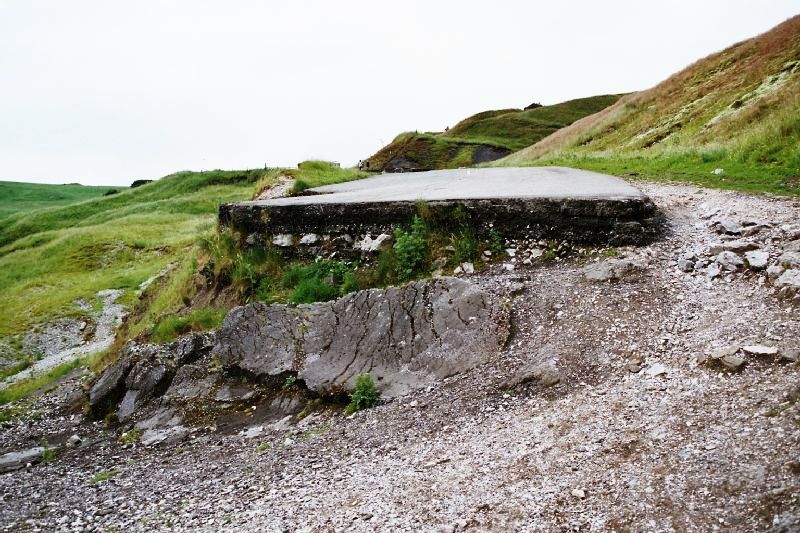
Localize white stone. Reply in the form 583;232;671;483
272;234;294;247
742;345;778;356
744;250;769;270
299;233;319;245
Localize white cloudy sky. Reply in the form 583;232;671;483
1;1;797;186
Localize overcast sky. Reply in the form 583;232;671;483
1;1;797;186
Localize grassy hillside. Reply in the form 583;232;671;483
365;95;622;172
500;15;800;196
0;163;365;356
0;181;121;219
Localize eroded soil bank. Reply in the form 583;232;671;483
1;182;799;532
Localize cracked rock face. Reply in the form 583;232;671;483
215;277;510;397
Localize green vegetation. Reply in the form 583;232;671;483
345;373;380;414
392;216;429;280
0;181;122;219
119;428;142;444
0;161;367;402
0;357;86;406
365;95;622;171
151;307;227;343
40;438;58;462
90;469;120;484
500;16;800;196
252;161;366;199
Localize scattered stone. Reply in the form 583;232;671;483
780;348;799;363
742;345;779;356
779;251;800;269
705;263;722;279
721;354;746;370
744;250;769;270
712;168;725;175
645;363;667;377
571;488;586;499
66;435;82;448
713;218;743;235
785;240;800;253
715;251;743;271
709;240;758;255
767;265;785;281
582;259;643;282
457;262;475;275
775;270;800;291
677;258;695;272
357;233;392;253
0;447;45;474
272;234;294;247
508;282;525;296
299;233;319;245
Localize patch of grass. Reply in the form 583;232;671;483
151;307;227;343
345;373;380;415
40;438;58;462
499;17;800;196
119;428;142;444
0;357;85;406
365;95;623;171
0;181;122;219
0;358;35;381
90;469;120;484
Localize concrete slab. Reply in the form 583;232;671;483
220;167;659;248
255;167;647;206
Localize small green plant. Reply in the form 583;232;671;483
601;247;620;258
393;216;428;280
488;229;506;257
283;375;297;389
345;373;380;414
90;469;120;484
40;438;58;462
255;443;270;453
119;428;142;445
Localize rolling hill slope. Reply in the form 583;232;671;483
365;95;622;172
500;15;800;195
0;181;121;219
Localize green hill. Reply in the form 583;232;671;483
365;95;623;172
500;15;800;196
0;181;121;219
0;164;364;345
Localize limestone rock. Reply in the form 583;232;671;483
357;233;392;253
715;251;743;271
0;447;46;474
744;250;769;270
767;265;785;281
775;269;800;291
721;354;746;370
709;240;758;255
299;233;319;245
779;251;800;269
272;234;294;247
713;218;743;235
677;258;695;272
214;277;510;397
742;345;779;356
583;258;643;282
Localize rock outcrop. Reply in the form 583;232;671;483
88;278;510;424
216;276;510;397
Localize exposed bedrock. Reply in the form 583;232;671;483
87;277;510;424
215;276;510;397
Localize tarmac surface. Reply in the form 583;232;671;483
247;167;647;206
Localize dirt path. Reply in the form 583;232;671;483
0;183;798;531
1;289;125;388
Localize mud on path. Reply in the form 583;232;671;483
0;183;799;531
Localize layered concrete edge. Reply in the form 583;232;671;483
219;167;662;249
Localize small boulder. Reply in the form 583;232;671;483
713;219;743;235
742;345;779;356
775;269;800;291
744;250;769;270
709;240;758;255
677;258;695;272
721;354;746;370
715;251;743;271
767;265;785;281
779;251;800;269
583;259;642;282
272;234;294;247
357;233;392;253
299;233;319;245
